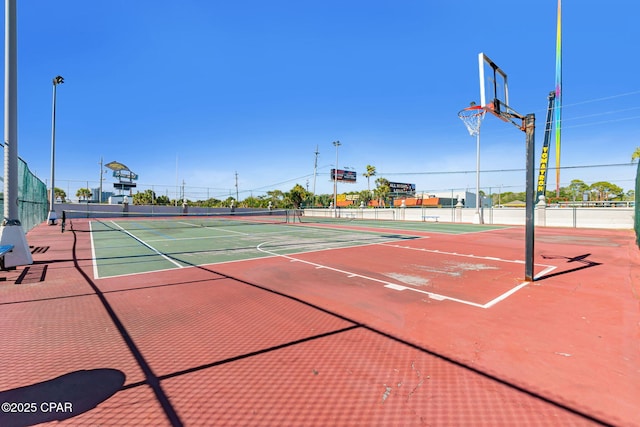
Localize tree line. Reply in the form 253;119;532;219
52;152;639;208
492;179;633;206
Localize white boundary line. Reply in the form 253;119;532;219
90;221;100;279
379;242;525;264
109;221;184;269
256;241;557;309
94;233;416;280
190;224;250;236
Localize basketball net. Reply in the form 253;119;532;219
458;105;486;136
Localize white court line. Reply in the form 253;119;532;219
254;234;428;261
109;221;184;269
153;222;363;241
207;227;249;235
141;226;334;243
175;221;250;236
381;243;557;308
90;221;100;279
382;284;486;308
385;261;556;308
379;242;526;264
256;242;428;282
256;242;486;307
93;225;413;279
256;241;557;309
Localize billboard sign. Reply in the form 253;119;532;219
113;170;138;180
330;169;357;183
389;182;416;194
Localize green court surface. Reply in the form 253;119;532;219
88;217;507;278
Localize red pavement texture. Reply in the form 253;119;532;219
0;222;638;426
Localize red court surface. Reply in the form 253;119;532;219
0;222;638;426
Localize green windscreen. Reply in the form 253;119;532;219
0;157;48;232
635;160;639;247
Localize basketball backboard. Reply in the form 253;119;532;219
478;52;508;113
478;52;524;127
466;53;534;281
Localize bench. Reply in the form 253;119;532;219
0;244;14;271
422;215;440;222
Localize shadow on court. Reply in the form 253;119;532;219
537;253;602;280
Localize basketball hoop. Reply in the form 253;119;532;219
458;105;486;136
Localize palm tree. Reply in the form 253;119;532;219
632;147;640;161
76;188;92;202
362;165;376;194
287;184;310;209
374;177;390;207
54;187;66;203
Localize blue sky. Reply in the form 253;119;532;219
5;0;640;201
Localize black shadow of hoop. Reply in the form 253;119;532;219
537;253;602;281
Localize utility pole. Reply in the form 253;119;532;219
98;157;103;203
332;140;341;217
313;145;319;194
235;171;239;201
313;145;319;208
175;155;179;206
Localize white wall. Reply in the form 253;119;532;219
304;206;634;229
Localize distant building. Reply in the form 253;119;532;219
390;191;500;209
91;188;114;203
108;195;126;204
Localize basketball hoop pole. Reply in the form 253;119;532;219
461;105;535;281
497;111;536;282
524;114;536;282
475;52;535;281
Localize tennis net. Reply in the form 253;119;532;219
61;208;292;233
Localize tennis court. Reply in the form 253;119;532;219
80;211;426;279
66;210;550;310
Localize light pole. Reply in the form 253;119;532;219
0;0;34;268
47;75;64;225
474;126;481;223
332;140;341;218
458;103;484;224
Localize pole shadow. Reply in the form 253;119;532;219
537;253;602;281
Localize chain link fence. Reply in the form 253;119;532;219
635;160;639;246
0;157;49;233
